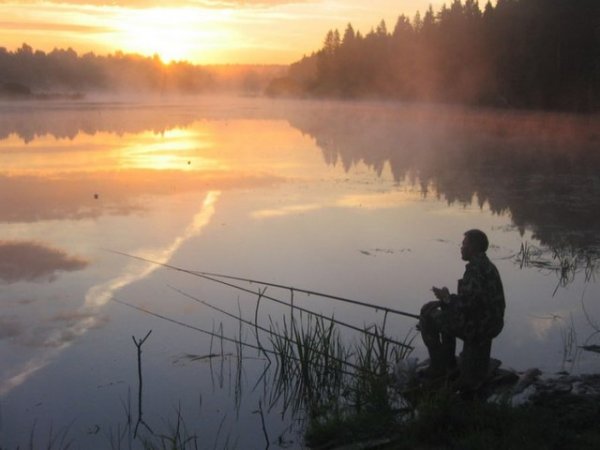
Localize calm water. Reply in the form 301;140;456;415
1;97;599;448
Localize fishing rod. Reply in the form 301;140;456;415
107;249;420;320
191;270;421;320
111;296;359;377
181;271;415;350
107;250;415;349
168;285;365;372
113;296;261;351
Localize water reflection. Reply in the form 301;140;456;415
0;102;197;143
284;103;600;285
0;98;599;448
0;111;288;223
5;99;597;257
0;101;319;413
85;192;219;309
0;240;88;283
0;191;218;397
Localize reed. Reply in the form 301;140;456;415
110;270;417;449
514;241;600;294
263;305;416;447
21;420;74;450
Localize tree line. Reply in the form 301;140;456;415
269;0;599;112
0;44;283;96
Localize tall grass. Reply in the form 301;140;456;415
263;306;415;447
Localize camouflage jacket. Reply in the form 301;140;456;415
447;253;505;340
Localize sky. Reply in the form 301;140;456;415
0;0;446;65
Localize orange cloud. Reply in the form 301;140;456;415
0;20;113;33
0;0;309;7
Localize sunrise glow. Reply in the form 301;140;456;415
0;0;446;64
110;7;236;63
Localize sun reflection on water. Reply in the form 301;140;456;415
117;128;221;171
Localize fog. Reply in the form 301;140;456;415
1;96;599;449
2;96;598;254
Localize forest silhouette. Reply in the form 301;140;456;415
0;45;283;96
270;0;599;112
1;0;597;111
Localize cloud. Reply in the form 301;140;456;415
51;310;102;322
0;241;89;284
251;190;423;219
0;21;113;33
0;191;220;396
252;203;321;218
0;357;50;396
0;316;23;339
197;0;311;6
0;170;279;224
0;0;309;8
17;298;37;305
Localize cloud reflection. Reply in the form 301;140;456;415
0;240;88;284
252;203;321;219
0;316;23;339
0;191;220;396
0;358;50;397
85;191;220;308
336;191;424;209
251;190;424;219
529;312;570;341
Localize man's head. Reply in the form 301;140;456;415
461;229;488;261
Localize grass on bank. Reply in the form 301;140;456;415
304;384;600;450
117;288;600;450
271;300;600;450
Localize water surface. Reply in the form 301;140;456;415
1;97;599;448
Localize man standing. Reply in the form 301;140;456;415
419;229;505;388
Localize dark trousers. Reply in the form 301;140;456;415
419;302;458;376
420;302;492;384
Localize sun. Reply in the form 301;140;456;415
112;8;234;63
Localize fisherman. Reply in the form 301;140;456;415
419;229;505;389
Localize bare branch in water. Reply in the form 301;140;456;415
132;330;154;439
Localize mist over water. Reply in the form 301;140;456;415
0;97;599;448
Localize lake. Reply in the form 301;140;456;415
1;96;599;448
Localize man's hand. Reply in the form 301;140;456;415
432;286;450;304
